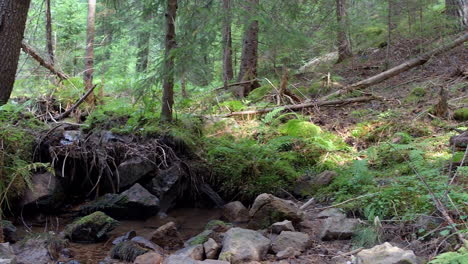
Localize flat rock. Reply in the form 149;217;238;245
219;228;270;264
270;220;295;234
222;201;249;223
272;231;310;253
248;193;301;230
320;217;359;241
80;183;160;219
64;211;119;242
150;222;184;250
356;242;419;264
316;208;346;219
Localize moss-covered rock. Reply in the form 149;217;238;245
247;193;301;230
64;211;119;242
454;108;468;121
110;241;149;262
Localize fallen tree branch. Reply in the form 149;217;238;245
222;95;379;117
48;84;97;121
320;32;468;101
21;41;69;80
214;79;260;91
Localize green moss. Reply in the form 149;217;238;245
110;241;149;262
248;85;272;102
64;211;119;242
454;108;468;121
205;220;232;231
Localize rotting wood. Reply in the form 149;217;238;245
320;32;468;101
222;95;380;117
21;41;68;80
48;84;97;121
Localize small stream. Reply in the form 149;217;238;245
16;208;222;263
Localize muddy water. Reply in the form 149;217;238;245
17;208;222;263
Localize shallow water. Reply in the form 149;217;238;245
16;208;222;263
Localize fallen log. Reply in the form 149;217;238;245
48;84;97;121
320;32;468;101
223;95;379;117
214;79;260;91
21;41;69;80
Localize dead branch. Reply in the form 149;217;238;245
21;41;69;80
223;95;380;117
48;84;97;122
320;32;468;101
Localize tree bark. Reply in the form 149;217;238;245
222;0;234;88
136;5;152;73
446;0;468;29
0;0;31;105
161;0;178;122
237;0;260;97
321;32;468;101
45;0;54;64
21;41;68;80
335;0;352;63
84;0;96;105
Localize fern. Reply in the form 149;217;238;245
262;106;285;124
429;247;468;264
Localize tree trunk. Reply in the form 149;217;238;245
335;0;352;63
0;0;31;105
45;0;54;64
237;0;260;97
84;0;96;105
136;6;152;73
161;0;178;122
222;0;234;88
446;0;468;29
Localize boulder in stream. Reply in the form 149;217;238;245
222;201;249;223
218;227;271;264
203;238;221;259
64;211;119;242
248;193;301;229
174;244;204;260
150;222;184;250
14;233;68;264
110;240;150;262
80;183;160;219
115;157;156;190
271;231;310;253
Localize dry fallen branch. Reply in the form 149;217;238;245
320;32;468;101
48;84;97;122
21;41;69;80
222;95;380;117
214;79;260;91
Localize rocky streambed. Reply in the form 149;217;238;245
0;126;431;264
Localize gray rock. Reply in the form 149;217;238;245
200;261;230;264
133;252;163;264
131;236;164;253
293;171;337;196
20;172;64;212
116;157;155;189
148;164;184;213
64;211;119;242
203;238;221;259
0;243;15;264
61;130;81;145
163;255;199;264
356;242;419;264
222;201;249;223
150;222;184;250
270;220;295;234
320;217;359;241
219;228;271;264
276;247;300;260
317;208;346;219
174;244;204;260
248;193;301;230
80;183;160;219
14;234;67;264
112;230;136;245
272;231;310;253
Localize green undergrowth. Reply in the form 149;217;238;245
0;103;49;208
317;134;467;223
